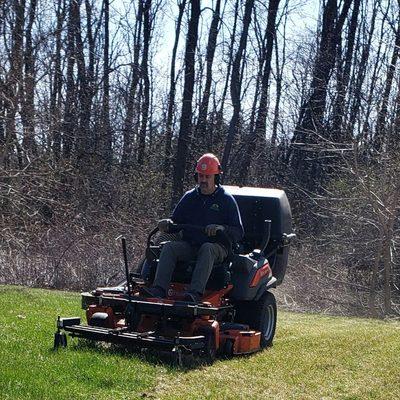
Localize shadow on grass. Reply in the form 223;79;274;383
51;337;215;371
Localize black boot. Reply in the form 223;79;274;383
183;291;202;303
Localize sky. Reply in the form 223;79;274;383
111;0;322;71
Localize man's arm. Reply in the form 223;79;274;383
223;196;244;243
157;192;190;233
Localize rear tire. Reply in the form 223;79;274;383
234;291;277;348
254;291;277;348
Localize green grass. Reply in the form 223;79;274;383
0;286;399;400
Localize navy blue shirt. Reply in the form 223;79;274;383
171;186;244;246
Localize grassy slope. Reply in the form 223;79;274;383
0;286;399;400
0;286;160;400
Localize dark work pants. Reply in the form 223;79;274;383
153;241;227;294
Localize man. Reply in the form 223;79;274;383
143;153;244;303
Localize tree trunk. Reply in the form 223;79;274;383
330;0;360;143
50;0;65;162
171;0;200;206
194;0;221;147
74;0;92;167
0;88;4;149
163;0;186;176
382;228;393;316
100;0;112;171
62;0;77;160
368;235;383;318
74;0;96;166
221;0;254;175
374;14;400;152
360;2;387;145
218;0;238;119
21;0;37;158
137;0;152;165
289;0;352;189
271;0;289;150
238;0;280;185
347;0;377;138
122;0;143;169
1;0;25;168
246;8;265;139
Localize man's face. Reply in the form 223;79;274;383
198;173;216;194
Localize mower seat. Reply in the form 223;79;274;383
141;239;232;290
171;260;231;290
141;259;231;290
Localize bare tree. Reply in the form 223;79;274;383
194;0;221;148
121;1;143;169
221;0;255;175
374;6;400;152
74;0;94;167
347;0;377;138
99;0;112;170
171;0;201;206
163;0;186;177
238;0;281;184
271;0;289;150
2;0;25;168
218;0;239;119
342;145;399;316
62;0;78;160
50;0;66;162
330;0;360;143
289;0;353;190
137;0;152;164
21;0;37;158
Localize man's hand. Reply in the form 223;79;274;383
205;224;225;236
158;218;173;233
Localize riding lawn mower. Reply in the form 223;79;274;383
54;186;295;365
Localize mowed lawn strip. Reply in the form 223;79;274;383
0;286;161;400
155;311;400;400
0;286;399;400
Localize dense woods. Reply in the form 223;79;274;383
0;0;399;318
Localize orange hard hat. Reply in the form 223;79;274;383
195;153;222;175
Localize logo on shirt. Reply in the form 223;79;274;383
210;203;220;211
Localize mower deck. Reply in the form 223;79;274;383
55;295;262;361
61;321;206;352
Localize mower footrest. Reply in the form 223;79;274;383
81;294;232;318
